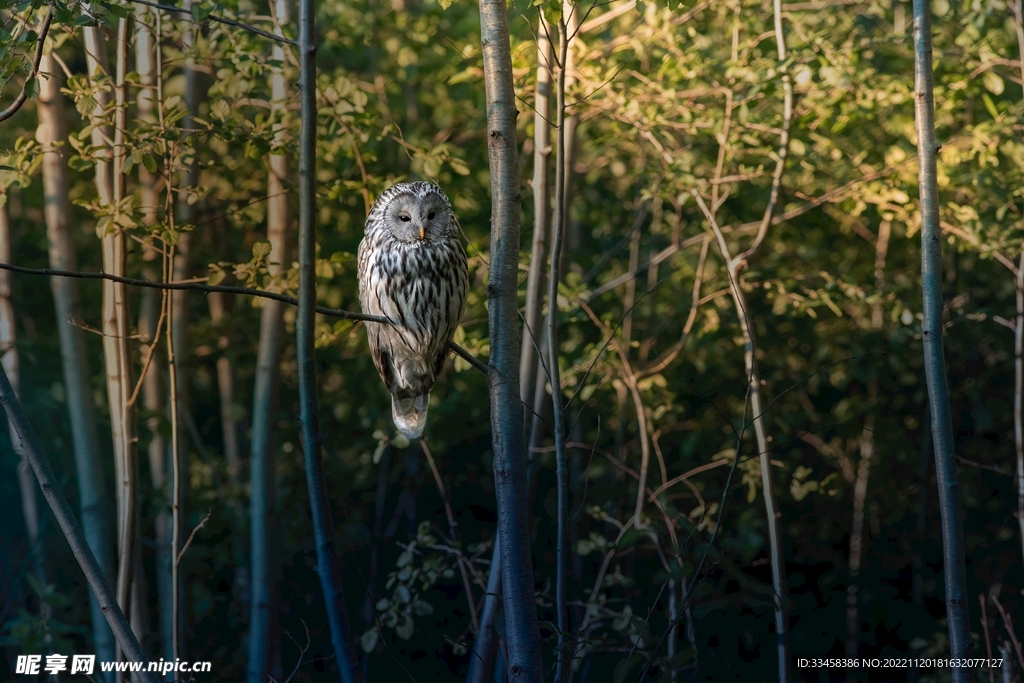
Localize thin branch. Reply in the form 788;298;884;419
0;262;489;375
577;0;635;35
0;6;52;124
990;592;1024;670
127;0;297;45
956;456;1013;477
175;509;211;566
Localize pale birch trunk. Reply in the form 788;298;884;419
36;50;117;677
561;1;581;258
247;1;291;675
468;19;553;683
911;0;972;673
108;19;140;656
83;20;139;660
1015;254;1024;567
134;4;175;670
170;2;200;660
479;0;544;677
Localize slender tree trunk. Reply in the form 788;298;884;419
36;50;117;678
693;193;789;683
561;1;581;258
296;0;363;679
170;3;201;661
134;6;177;670
1014;254;1024;567
478;0;544;679
100;17;139;656
911;1;972;675
0;365;161;683
248;2;291;671
519;12;553;440
470;25;552;681
548;13;572;683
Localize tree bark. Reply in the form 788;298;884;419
911;1;972;675
134;6;178;670
549;13;571;683
560;1;581;259
1015;254;1024;567
81;25;130;639
171;3;202;661
36;50;117;677
519;11;553;443
478;0;544;679
470;21;553;681
247;1;291;673
296;0;363;678
97;17;139;657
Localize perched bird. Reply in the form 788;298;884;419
357;181;469;439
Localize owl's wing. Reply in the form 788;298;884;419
431;242;470;379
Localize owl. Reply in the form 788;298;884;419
357;181;469;439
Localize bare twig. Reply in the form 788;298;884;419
990;591;1024;670
175;509;212;566
127;0;297;45
980;594;995;683
0;262;490;376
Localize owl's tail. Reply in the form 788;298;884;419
392;391;430;440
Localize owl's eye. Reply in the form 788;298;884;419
399;214;411;222
427;211;436;220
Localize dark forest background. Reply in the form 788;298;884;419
0;0;1023;681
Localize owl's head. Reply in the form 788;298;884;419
368;181;456;244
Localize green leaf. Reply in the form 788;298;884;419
191;3;213;22
23;77;37;100
359;629;379;653
981;93;999;120
982;71;1004;96
251;241;271;261
68;156;93;172
107;3;131;18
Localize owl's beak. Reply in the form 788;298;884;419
418;226;426;240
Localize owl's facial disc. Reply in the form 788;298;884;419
389;193;448;242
